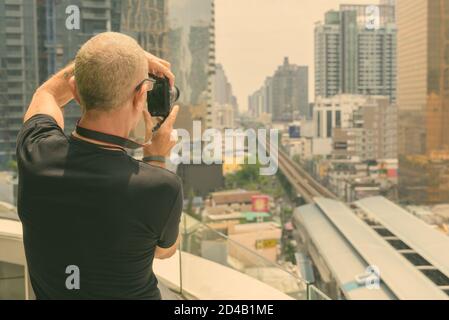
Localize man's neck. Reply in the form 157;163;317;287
79;111;131;138
76;111;132;149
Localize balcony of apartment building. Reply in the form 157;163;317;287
82;0;111;9
0;207;330;300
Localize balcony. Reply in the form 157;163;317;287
82;0;111;9
0;210;330;300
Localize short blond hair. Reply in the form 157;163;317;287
74;32;146;111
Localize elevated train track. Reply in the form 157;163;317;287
263;139;337;203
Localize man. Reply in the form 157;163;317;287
16;32;182;299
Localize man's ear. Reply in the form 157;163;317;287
68;76;81;105
133;84;147;112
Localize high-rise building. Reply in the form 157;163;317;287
249;57;308;121
118;0;168;58
214;64;238;115
213;64;239;114
248;87;264;118
314;11;341;99
315;4;397;101
167;0;215;133
212;64;237;130
397;0;449;204
0;0;39;165
249;76;274;119
271;58;309;121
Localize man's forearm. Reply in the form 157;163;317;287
24;63;75;127
39;62;75;107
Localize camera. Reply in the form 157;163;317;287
147;75;180;118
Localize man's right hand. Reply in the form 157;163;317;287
143;105;179;162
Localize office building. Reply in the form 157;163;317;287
118;0;168;58
314;94;368;139
214;64;238;116
397;0;449;204
0;0;39;165
333;96;397;161
248;86;263;118
249;58;309;121
314;11;341;99
271;58;309;121
315;4;396;101
167;0;215;131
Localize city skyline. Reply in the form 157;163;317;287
215;0;375;111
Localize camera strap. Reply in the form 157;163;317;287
74;124;145;150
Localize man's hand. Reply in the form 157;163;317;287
145;52;175;87
143;105;179;167
142;50;178;168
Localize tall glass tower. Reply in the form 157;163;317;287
166;0;215;132
397;0;449;204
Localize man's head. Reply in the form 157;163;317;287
70;32;148;131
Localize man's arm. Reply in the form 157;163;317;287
155;234;181;260
154;182;183;260
24;63;75;129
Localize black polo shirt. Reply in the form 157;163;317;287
16;114;182;300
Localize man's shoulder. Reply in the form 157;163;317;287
17;114;68;168
19;114;65;136
134;160;182;191
17;114;67;147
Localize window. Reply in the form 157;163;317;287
317;111;321;137
336;110;341;128
327;110;332;138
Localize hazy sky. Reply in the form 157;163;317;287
215;0;376;111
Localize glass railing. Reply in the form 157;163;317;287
0;214;332;300
308;285;332;300
0;261;25;300
170;213;332;300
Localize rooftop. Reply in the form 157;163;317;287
294;197;449;300
210;189;260;205
355;196;449;294
294;204;394;300
314;197;448;300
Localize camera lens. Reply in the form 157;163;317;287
170;86;180;105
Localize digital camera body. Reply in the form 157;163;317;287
147;75;180;118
